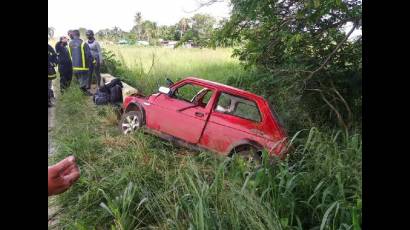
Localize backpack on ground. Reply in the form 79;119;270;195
93;78;123;105
109;85;123;104
93;90;109;105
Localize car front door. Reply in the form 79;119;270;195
150;82;215;144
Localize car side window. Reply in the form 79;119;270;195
173;83;212;107
215;93;261;122
201;90;213;104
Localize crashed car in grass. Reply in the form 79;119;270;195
119;77;288;163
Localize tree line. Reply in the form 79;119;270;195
95;12;221;47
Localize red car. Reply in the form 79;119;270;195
119;77;288;162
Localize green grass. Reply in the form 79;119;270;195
103;45;246;94
51;46;362;229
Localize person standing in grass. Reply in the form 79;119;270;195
55;36;73;93
68;29;74;40
48;44;57;107
67;30;93;96
86;30;103;89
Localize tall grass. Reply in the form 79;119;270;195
52;85;361;229
102;46;247;94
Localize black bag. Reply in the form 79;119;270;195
99;78;123;93
109;85;123;104
93;90;109;105
93;78;123;105
106;78;123;89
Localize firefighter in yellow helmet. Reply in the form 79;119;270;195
67;30;93;96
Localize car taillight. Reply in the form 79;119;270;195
268;138;288;158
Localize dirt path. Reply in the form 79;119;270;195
48;83;99;229
48;82;60;229
48;106;55;155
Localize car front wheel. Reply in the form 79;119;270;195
119;111;143;134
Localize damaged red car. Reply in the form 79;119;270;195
120;77;288;162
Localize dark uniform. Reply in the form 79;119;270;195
68;37;92;93
48;44;57;105
55;41;73;93
87;39;103;88
86;30;103;89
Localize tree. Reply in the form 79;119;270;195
96;27;126;41
132;12;143;40
78;27;87;38
140;20;158;43
157;25;180;41
216;0;362;131
112;26;124;38
177;14;217;47
177;17;191;38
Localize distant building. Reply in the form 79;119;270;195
117;39;128;45
161;40;178;48
136;40;149;46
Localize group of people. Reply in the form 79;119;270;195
48;29;106;196
48;29;103;107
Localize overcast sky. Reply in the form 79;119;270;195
48;0;232;37
48;0;360;39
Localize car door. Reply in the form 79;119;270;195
150;82;215;144
200;92;264;154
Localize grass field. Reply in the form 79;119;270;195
103;45;247;94
50;46;362;229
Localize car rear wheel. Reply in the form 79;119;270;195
234;145;262;168
119;111;143;134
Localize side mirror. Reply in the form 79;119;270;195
158;86;171;95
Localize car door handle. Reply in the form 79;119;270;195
195;112;204;117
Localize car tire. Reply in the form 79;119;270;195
119;110;143;134
235;145;262;167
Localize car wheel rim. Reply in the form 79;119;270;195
122;115;139;134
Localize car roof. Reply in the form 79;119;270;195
185;77;265;101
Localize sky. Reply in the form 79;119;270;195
48;0;361;39
48;0;232;37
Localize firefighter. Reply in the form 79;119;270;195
67;30;93;96
68;29;74;40
86;30;103;89
48;44;57;107
55;36;73;93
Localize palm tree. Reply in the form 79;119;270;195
134;12;143;40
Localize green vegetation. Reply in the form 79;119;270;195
216;0;362;133
101;46;246;94
52;85;361;229
51;45;361;229
96;12;219;47
50;1;361;228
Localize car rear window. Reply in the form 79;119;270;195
215;92;261;122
